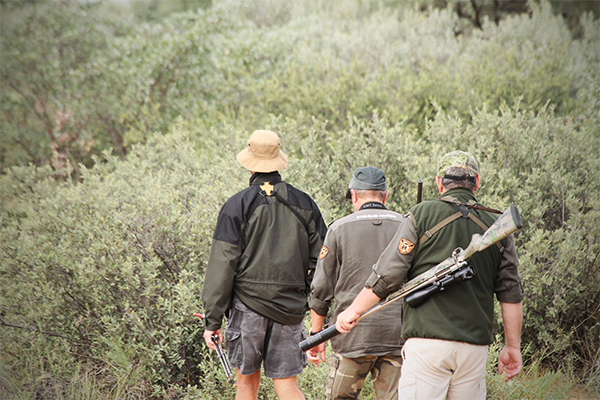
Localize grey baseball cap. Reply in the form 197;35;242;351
346;167;387;199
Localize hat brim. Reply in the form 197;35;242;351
236;148;288;172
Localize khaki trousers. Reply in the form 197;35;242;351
398;338;488;400
327;352;403;400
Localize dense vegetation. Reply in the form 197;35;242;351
1;0;599;399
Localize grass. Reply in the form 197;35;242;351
2;343;598;399
1;364;597;399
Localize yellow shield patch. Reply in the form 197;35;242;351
260;182;274;196
319;245;329;260
398;238;415;255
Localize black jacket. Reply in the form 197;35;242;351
202;172;327;330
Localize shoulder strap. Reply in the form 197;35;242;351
418;198;504;251
245;181;308;231
418;211;463;246
438;196;503;214
272;191;308;230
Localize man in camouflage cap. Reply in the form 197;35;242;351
307;167;404;400
336;151;524;400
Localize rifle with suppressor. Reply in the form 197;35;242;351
194;313;236;386
299;203;522;352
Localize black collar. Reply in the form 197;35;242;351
359;202;387;211
249;171;282;186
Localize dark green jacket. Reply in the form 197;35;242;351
366;188;523;345
202;172;327;331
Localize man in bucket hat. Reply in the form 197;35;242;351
336;151;524;399
307;167;404;400
202;130;327;400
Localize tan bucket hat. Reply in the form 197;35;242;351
236;130;288;172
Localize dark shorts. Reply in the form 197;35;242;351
224;296;307;379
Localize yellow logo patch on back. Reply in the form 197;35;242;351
398;238;415;255
260;182;274;196
319;246;330;260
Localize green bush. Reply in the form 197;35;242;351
2;104;599;398
3;0;598;171
0;125;234;397
1;0;599;398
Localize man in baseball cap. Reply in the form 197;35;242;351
308;166;403;400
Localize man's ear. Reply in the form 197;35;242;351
382;191;389;205
436;176;444;194
474;174;481;192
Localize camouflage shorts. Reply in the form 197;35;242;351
326;352;402;400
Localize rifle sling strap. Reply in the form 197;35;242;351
272;191;308;231
418;211;463;246
418;198;504;252
437;196;503;215
246;181;308;231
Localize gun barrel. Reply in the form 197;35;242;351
194;313;236;385
212;334;236;385
299;325;340;352
417;180;423;204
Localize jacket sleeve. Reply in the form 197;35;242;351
494;235;524;303
305;198;327;292
201;209;243;331
308;228;338;316
365;215;417;299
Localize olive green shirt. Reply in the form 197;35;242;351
366;188;523;345
309;202;404;357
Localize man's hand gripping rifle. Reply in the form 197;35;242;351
194;313;236;386
300;203;522;352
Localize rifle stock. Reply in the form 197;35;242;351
299;203;522;352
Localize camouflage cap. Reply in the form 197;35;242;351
437;150;479;177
